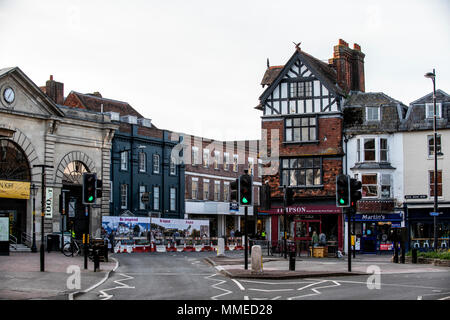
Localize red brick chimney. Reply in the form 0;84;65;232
44;75;64;105
328;39;365;93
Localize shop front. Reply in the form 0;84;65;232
264;204;343;251
347;213;403;254
407;205;450;251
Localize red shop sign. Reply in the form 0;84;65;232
263;205;341;215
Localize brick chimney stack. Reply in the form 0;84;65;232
44;75;64;105
328;39;365;93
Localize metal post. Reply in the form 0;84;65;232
34;164;53;272
347;208;352;272
283;186;287;259
31;185;37;253
244;206;248;270
432;71;438;251
84;206;88;270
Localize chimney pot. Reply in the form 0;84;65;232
50;75;53;81
338;39;348;47
353;43;361;51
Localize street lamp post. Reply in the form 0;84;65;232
424;69;438;251
30;184;38;253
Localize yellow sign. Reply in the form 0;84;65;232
0;180;30;199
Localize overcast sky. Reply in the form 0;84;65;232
1;0;448;141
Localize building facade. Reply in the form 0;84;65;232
0;68;117;247
256;40;364;250
64;91;185;219
177;133;262;238
401;90;450;250
343;92;408;253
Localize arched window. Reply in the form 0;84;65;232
63;161;89;185
0;139;30;181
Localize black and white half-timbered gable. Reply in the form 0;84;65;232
257;47;346;117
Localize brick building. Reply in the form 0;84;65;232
256;40;365;251
174;132;262;238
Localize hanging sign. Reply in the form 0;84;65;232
45;188;53;218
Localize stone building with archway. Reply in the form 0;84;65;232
0;67;118;248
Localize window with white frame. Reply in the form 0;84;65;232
426;103;442;119
248;157;254;175
121;151;128;171
153;154;160;174
153;186;160;211
203;149;209;168
191;179;198;199
233;154;238;172
258;159;263;178
356;139;361;162
363;138;376;161
214;181;220;201
429;170;443;197
139;185;146;210
191;147;199;166
362;174;378;197
139;152;146;173
170;156;176;175
366;107;380;121
203;180;210;200
120;184;128;209
428;135;442;156
281;157;322;187
224;152;230;171
224;182;230;202
170;188;176;211
379;138;388;162
380;174;392;198
213;151;220;170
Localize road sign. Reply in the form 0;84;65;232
230;202;239;212
430;212;440;216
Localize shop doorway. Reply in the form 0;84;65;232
0;200;26;243
361;222;377;254
294;219;322;241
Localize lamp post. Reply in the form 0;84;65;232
424;69;438;251
30;184;38;253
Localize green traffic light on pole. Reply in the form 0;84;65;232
242;197;248;204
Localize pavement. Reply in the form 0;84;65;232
0;251;117;300
205;253;450;279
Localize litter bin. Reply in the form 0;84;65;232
411;248;418;264
46;234;60;252
289;251;296;271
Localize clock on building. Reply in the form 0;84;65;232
3;87;15;104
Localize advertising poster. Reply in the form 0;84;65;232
0;217;9;241
101;216;210;240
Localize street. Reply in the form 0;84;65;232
74;252;450;301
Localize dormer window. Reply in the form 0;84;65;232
366;107;380;121
426;103;442;119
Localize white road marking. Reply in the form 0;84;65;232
249;288;295;293
288;281;341;300
205;274;233;300
232;279;245;291
97;273;135;300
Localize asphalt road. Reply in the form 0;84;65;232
75;252;450;301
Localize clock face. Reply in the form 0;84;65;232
3;87;15;104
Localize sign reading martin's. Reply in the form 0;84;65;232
0;180;30;199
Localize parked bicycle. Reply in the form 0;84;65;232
62;239;94;261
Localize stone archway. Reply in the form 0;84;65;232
54;151;97;186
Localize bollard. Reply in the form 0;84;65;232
217;238;225;256
93;246;100;272
251;245;263;274
289;251;296;271
412;248;418;264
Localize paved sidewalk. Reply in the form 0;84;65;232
206;253;450;279
0;252;117;300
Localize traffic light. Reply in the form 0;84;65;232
285;187;294;206
82;172;97;204
336;174;350;207
239;174;253;206
96;179;103;198
230;179;239;202
260;183;271;210
350;178;362;209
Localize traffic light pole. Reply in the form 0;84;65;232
347;207;352;272
244;205;248;270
